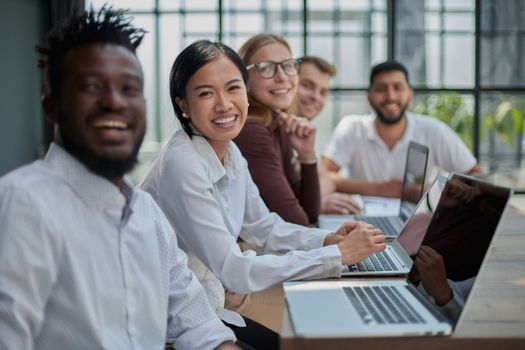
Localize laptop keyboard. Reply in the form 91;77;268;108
343;286;426;325
353;215;399;235
348;251;398;272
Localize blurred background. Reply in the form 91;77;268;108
1;0;524;190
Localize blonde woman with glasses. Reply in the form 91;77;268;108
234;34;320;226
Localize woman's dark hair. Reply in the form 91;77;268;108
169;40;249;137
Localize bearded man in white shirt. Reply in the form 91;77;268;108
0;6;239;350
322;60;481;198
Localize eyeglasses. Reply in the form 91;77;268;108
246;59;300;79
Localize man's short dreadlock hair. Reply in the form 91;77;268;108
37;5;146;97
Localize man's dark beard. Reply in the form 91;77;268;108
373;105;407;125
58;113;144;179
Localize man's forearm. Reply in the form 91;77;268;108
466;164;482;175
330;173;379;196
321;156;401;197
330;174;402;198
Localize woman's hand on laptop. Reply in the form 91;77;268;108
323;220;363;246
336;223;386;265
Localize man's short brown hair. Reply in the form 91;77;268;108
299;56;337;77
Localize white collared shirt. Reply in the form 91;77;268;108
141;130;342;317
323;112;477;181
0;144;234;350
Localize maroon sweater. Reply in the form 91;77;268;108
234;118;321;225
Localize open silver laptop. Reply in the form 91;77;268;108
342;175;446;276
285;173;512;338
319;141;429;238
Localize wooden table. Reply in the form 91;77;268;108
281;205;525;349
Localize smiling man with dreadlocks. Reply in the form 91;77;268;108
0;6;239;350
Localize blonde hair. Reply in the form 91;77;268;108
239;33;297;126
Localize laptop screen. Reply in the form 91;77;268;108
396;175;447;257
407;173;511;325
399;141;429;221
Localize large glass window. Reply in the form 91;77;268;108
395;0;525;190
89;0;525;190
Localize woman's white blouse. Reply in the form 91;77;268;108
141;130;342;317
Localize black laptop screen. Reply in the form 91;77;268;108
396;176;446;257
407;173;511;325
422;174;510;281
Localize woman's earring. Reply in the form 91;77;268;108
182;112;189;119
247;103;250;107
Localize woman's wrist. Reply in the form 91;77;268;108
323;232;343;246
298;153;317;164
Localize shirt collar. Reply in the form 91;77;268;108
44;143;136;213
190;135;240;184
399;111;415;142
366;115;381;141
